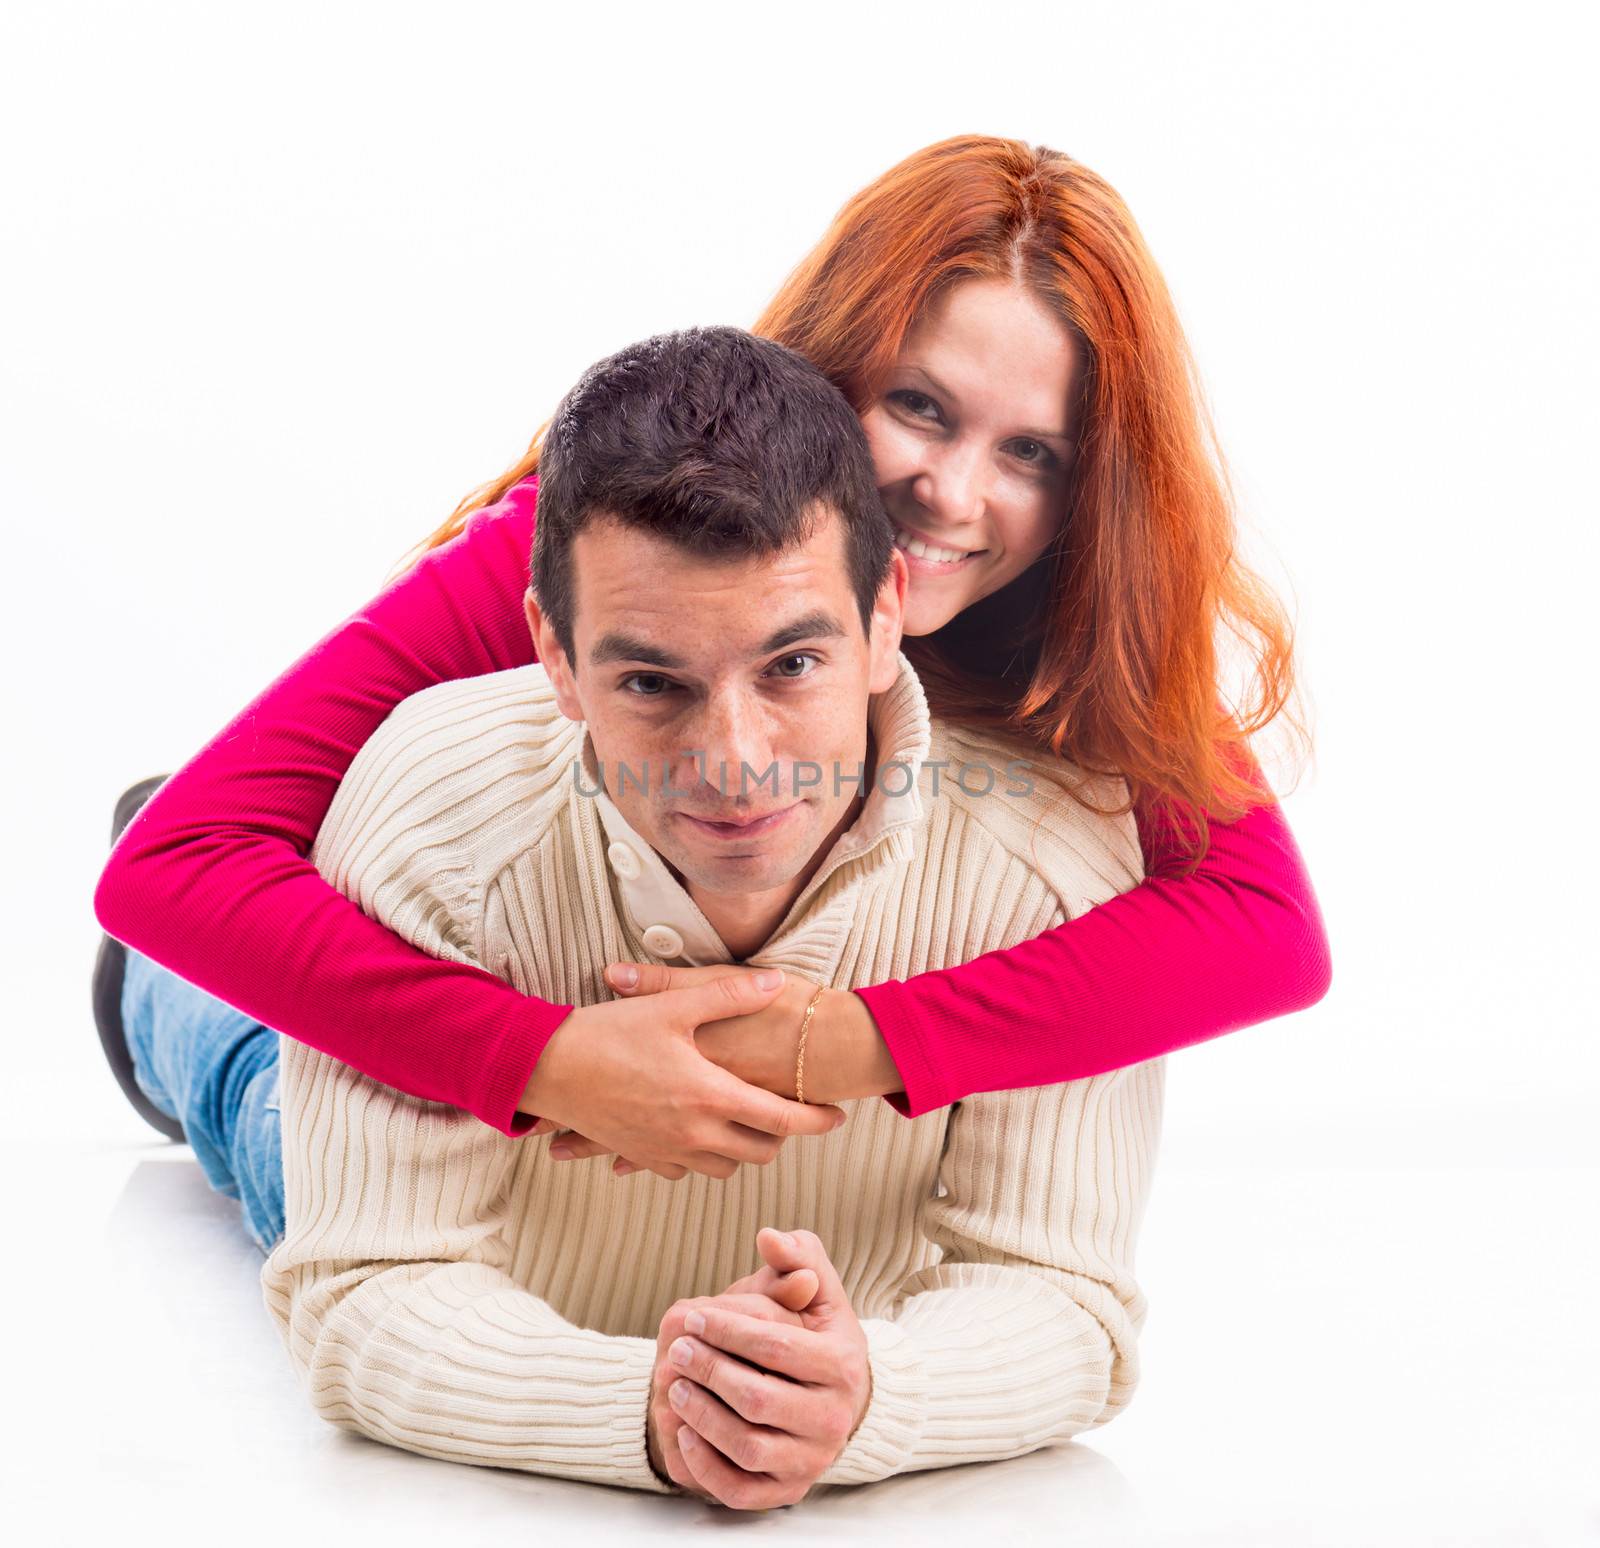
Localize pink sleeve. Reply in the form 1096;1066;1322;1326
97;470;1332;1135
93;478;562;1137
854;749;1333;1117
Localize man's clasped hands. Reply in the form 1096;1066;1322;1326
647;1224;873;1509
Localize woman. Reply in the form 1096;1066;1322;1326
94;134;1331;1250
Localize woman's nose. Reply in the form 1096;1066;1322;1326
910;441;988;531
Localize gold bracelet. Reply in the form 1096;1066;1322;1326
795;986;826;1105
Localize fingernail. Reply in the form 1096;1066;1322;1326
754;969;784;990
684;1309;705;1335
679;1427;699;1450
670;1380;691;1407
611;965;638;988
549;1144;571;1159
670;1338;693;1366
776;1230;795;1248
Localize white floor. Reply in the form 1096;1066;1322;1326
7;1121;1595;1548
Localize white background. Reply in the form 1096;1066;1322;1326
2;2;1595;1544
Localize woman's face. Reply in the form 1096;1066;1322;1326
859;276;1081;637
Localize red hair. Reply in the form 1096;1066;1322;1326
400;135;1306;864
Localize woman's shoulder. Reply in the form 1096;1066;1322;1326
924;717;1145;900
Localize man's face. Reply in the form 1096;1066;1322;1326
526;507;906;901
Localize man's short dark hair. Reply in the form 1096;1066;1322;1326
531;326;892;663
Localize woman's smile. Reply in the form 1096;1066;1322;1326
892;521;989;575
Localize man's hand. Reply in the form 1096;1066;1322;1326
520;971;847;1181
648;1260;816;1494
650;1227;872;1511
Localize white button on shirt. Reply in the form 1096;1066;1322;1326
606;840;642;881
640;923;685;958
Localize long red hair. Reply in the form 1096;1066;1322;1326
397;135;1305;865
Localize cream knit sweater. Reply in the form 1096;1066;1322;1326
260;652;1165;1494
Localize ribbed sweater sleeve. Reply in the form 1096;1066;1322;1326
93;473;1330;1133
817;1060;1164;1485
266;1036;672;1494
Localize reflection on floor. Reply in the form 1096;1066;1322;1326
10;1137;1596;1546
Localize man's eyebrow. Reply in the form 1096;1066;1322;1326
589;633;687;670
588;610;847;671
757;609;847;655
900;362;1072;444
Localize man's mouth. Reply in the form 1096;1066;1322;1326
678;804;800;839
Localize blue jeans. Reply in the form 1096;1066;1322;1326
123;948;285;1254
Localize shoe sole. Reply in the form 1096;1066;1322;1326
96;774;187;1143
93;934;187;1143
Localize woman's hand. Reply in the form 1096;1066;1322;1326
614;962;828;1098
520;969;847;1182
544;962;858;1176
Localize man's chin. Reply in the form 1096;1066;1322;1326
671;850;806;893
661;830;813;893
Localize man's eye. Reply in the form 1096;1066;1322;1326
622;674;675;697
770;653;819;680
889;389;940;421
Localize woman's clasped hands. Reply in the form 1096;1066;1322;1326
523;962;849;1180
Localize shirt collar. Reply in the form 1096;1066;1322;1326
575;650;932;963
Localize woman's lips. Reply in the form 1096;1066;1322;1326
678;804;800;840
893;523;987;574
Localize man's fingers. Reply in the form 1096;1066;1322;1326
676;1425;786;1511
682;1308;839;1385
767;1267;820;1314
668;1379;795;1480
755;1227;851;1318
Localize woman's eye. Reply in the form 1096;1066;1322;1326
1009;438;1057;470
770;652;819;680
890;389;940;421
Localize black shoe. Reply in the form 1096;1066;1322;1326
93;775;186;1142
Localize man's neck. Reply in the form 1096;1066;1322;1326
674;725;877;960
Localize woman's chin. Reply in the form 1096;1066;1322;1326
898;595;968;638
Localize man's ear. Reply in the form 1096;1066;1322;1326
866;548;908;693
524;588;583;721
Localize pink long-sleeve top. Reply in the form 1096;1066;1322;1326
94;476;1332;1137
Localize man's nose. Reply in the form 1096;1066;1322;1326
910;438;988;531
692;693;780;802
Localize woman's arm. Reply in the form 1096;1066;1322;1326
93;480;562;1136
851;755;1333;1117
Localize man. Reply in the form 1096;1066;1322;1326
263;326;1164;1508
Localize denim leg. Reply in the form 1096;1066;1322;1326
232;1061;285;1254
122;949;285;1252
